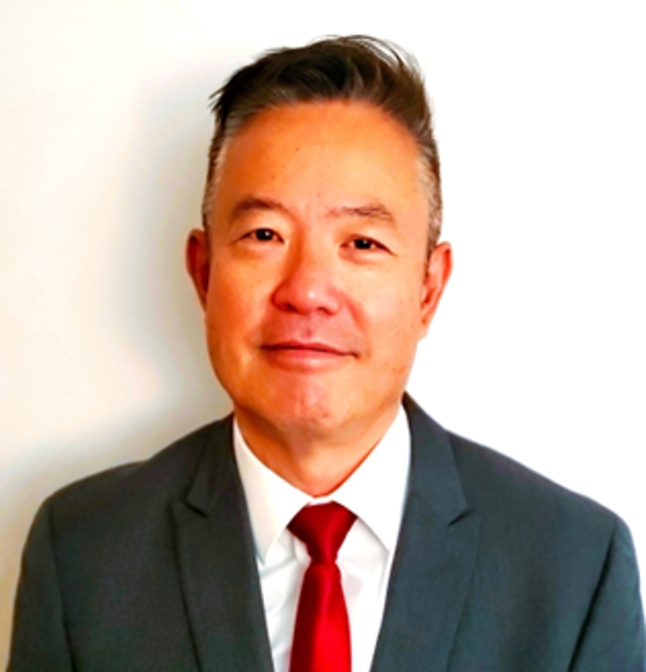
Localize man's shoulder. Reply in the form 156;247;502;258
41;417;232;537
446;427;623;549
406;395;622;546
450;428;611;511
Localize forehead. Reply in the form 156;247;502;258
211;101;427;222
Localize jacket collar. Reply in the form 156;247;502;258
172;416;274;672
372;395;480;672
173;396;479;672
403;393;470;524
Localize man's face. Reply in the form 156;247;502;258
188;101;451;446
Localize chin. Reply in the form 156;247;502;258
240;382;351;441
270;386;336;426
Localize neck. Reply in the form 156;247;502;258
234;404;400;496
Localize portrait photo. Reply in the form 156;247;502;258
1;0;644;669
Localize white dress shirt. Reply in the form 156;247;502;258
233;406;411;672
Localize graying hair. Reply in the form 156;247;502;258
202;35;442;254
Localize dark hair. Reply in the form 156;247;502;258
203;35;442;251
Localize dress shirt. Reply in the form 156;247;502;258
233;406;410;672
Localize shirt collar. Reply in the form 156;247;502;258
233;405;410;564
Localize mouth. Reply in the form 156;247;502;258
264;340;345;353
261;341;354;366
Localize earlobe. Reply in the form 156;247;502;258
420;241;453;332
186;229;211;309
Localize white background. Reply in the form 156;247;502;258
1;0;645;663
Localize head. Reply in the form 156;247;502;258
202;35;443;256
188;37;452;486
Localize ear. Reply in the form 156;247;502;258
419;241;453;337
186;229;211;309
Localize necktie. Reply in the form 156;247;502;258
288;502;357;672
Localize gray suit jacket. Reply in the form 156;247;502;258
9;397;646;671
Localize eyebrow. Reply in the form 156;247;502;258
325;203;395;224
229;196;289;222
228;196;396;226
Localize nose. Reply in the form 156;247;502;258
272;241;343;315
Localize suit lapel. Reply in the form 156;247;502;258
169;399;478;672
170;417;274;672
371;396;481;672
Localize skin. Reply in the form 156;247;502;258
187;101;452;496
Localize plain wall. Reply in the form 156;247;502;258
1;0;645;664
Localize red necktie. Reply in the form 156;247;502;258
288;503;357;672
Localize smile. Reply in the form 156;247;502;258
261;341;354;367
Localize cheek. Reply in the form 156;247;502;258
364;284;424;338
356;296;422;383
204;270;272;346
202;275;243;354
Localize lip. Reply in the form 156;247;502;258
261;340;354;366
262;341;351;356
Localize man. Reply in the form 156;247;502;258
9;36;645;672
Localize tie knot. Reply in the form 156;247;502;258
288;503;357;564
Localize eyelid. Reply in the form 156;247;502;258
241;227;283;242
347;235;389;252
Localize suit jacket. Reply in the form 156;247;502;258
9;397;646;671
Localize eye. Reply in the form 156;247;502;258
349;237;386;251
254;228;277;241
243;228;281;242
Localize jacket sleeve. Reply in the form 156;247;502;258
571;517;646;672
7;500;74;672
